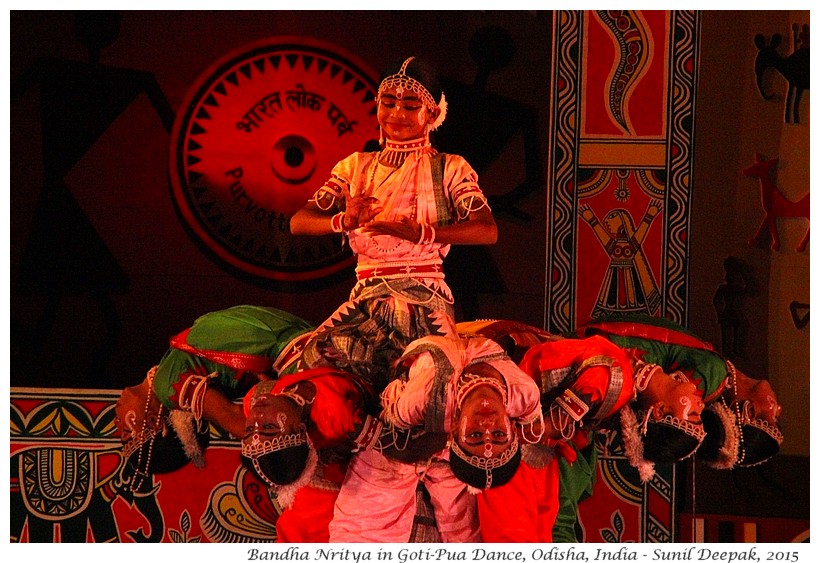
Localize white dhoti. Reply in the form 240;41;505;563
329;448;479;543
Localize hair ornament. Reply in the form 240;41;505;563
169;410;206;469
242;427;307;459
703;400;740;470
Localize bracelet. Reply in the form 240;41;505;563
417;223;435;245
178;371;218;422
331;212;346;233
634;362;659;392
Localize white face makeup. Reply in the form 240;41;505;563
122;410;138;441
651;378;704;424
766;395;781;418
743;379;781;425
680;396;692;421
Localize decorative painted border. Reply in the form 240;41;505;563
545;10;700;332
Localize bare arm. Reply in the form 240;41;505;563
290;190;381;236
201;387;247;439
363;206;498;246
289;199;336;236
578;204;612;246
633;202;663;243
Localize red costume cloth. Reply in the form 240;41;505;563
518;335;635;423
274;461;349;543
477;336;634;542
477;456;561;542
243;367;372;543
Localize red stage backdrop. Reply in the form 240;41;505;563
168;37;378;286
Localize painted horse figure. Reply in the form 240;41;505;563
742;153;809;252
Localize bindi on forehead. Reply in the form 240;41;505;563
382;91;421;102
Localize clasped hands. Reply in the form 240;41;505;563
341;187;424;242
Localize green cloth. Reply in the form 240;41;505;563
153;305;313;407
553;440;597;543
585;313;727;400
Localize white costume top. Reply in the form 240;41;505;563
381;335;542;434
316;150;487;301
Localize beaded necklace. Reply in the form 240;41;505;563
380;137;433;167
725;360;746;464
129;366;162;492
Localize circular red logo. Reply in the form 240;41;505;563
169;37;379;285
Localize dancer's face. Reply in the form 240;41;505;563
651;377;705;424
738;379;781;426
115;378;156;444
243;393;302;447
377;85;437;142
455;383;513;460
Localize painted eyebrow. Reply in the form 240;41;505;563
463;438;510;448
463;432;510;446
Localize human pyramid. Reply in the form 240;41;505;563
115;57;783;543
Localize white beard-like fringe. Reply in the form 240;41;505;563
273;446;318;510
619;405;655;483
169;410;206;469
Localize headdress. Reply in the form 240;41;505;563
632;365;705;444
698;400;740;469
618;364;706;483
271;445;318;509
619;404;655;483
377;56;448;132
722;361;783;467
449;433;521;492
241;425;308;461
644;410;707;445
